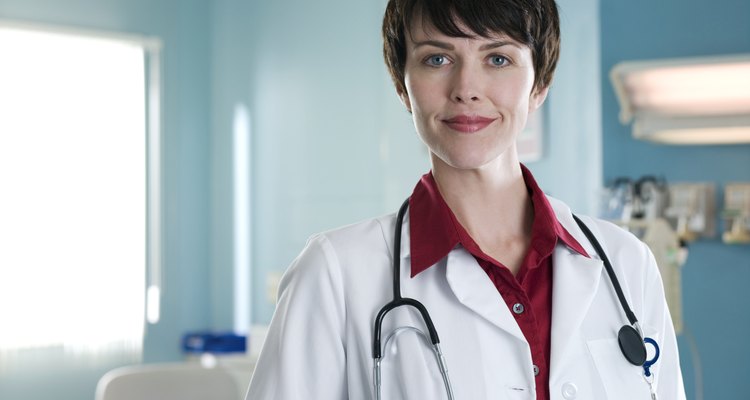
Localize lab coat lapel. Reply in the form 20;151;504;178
445;247;526;342
549;247;602;373
548;197;605;381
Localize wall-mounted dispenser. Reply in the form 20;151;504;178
721;183;750;244
665;183;716;242
610;54;750;145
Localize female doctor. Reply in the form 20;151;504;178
246;0;686;399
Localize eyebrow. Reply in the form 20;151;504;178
412;39;520;51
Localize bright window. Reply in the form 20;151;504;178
0;24;161;364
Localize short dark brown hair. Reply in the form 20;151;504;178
382;0;561;95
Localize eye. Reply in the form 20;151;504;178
489;55;509;67
424;54;449;66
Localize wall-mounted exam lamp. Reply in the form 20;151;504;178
611;54;750;144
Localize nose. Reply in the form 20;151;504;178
450;63;482;103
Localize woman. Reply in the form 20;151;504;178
246;0;685;399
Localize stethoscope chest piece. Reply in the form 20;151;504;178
618;325;647;366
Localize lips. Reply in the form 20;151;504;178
441;115;497;133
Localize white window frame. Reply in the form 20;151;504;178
0;20;163;361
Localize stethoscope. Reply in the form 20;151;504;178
372;198;661;399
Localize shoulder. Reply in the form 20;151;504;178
306;212;396;260
283;213;397;283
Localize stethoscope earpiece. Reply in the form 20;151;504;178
618;325;647;366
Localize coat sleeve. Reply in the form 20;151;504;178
245;234;348;400
639;239;687;400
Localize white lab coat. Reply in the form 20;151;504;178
246;196;686;400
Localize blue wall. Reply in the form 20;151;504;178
0;1;212;399
600;0;750;398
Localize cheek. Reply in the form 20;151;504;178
405;79;429;109
493;70;536;104
411;105;434;144
404;69;447;110
406;84;440;127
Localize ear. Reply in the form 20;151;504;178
398;90;412;113
528;85;549;113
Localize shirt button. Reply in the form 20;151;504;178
512;303;525;314
562;382;578;400
533;365;540;376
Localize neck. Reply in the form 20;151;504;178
430;152;534;273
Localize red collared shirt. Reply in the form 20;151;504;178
408;165;589;400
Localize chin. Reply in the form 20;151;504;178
435;151;502;171
438;142;516;170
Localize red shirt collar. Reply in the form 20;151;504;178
408;164;589;277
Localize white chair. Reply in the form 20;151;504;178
95;358;254;400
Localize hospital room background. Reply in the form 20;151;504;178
0;0;748;398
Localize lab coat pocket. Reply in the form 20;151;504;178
587;337;651;400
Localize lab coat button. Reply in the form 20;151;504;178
532;365;540;376
512;303;525;314
561;382;578;399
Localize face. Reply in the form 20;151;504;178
400;16;548;171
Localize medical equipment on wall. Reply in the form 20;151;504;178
721;183;750;244
622;217;685;334
602;176;689;334
665;183;716;242
600;176;669;222
372;198;660;400
602;177;717;242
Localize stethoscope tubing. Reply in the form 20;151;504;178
372;198;453;399
572;214;640;328
372;198;441;360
